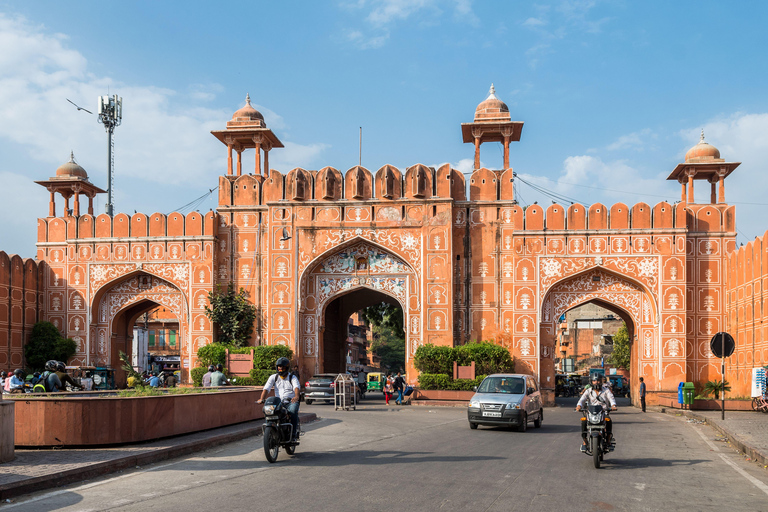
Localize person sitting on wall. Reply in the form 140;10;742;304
148;372;161;387
164;371;176;388
210;364;229;387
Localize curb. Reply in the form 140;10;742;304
660;408;768;467
0;413;317;501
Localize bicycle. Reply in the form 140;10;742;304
751;395;768;413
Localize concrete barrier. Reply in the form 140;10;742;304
9;387;264;447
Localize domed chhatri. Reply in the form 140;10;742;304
685;130;722;163
231;93;265;125
55;151;88;179
474;83;511;123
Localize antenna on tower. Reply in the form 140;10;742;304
97;94;122;216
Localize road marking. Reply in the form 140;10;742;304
692;424;768;496
634;483;646;490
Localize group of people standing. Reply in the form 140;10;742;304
383;371;407;405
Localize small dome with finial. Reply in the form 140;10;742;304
231;93;265;124
55;151;88;179
685;130;722;163
474;83;511;123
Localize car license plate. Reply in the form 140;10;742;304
482;411;502;417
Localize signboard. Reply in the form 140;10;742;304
752;367;766;398
710;332;735;358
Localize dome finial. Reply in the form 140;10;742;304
245;93;251;106
69;150;75;163
488;83;497;99
700;129;705;143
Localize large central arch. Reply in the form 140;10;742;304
538;266;659;405
298;239;418;376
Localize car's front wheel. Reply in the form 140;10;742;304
469;422;478;430
305;399;313;405
518;413;527;432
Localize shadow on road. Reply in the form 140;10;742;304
600;458;710;469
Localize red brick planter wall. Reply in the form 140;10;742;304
413;389;475;401
10;387;264;447
657;394;753;411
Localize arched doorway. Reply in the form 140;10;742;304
321;288;401;374
298;239;418;380
539;267;658;405
89;272;189;385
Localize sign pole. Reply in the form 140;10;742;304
721;331;725;421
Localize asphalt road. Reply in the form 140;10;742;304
6;395;768;512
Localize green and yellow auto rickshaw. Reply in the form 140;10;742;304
367;372;384;393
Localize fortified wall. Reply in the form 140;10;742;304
0;87;760;403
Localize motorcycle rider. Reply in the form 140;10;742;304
257;357;301;441
576;373;617;453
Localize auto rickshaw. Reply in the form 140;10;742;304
367;372;384;393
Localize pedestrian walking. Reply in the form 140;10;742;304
639;376;646;412
393;371;405;405
384;374;394;405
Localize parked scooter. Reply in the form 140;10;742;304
261;396;302;463
578;404;616;468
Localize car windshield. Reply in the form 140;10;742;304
477;376;525;394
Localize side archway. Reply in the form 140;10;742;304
538;266;659;405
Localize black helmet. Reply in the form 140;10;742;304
216;364;223;372
208;365;215;372
45;360;58;371
276;357;290;377
591;374;604;385
13;369;22;378
56;361;66;372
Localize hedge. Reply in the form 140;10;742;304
191;366;206;387
249;369;275;385
196;343;294;370
229;376;258;386
418;373;487;391
414;342;514;376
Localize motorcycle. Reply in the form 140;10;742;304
579;404;616;468
261;396;301;463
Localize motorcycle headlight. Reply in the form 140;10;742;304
264;405;275;415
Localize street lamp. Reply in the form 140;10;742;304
97;95;122;216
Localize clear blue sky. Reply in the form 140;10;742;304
1;1;767;256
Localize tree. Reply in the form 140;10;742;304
703;379;731;400
24;321;77;371
204;284;257;347
370;324;405;371
608;323;630;370
361;302;404;338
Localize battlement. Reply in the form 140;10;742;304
37;211;218;244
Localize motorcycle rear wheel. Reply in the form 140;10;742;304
264;426;280;463
592;437;601;468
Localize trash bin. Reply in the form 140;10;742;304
677;382;684;405
683;382;696;407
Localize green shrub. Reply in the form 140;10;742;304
197;343;255;368
191;366;207;387
414;345;455;375
24;321;77;371
417;373;452;390
229;376;258;386
253;345;294;370
249;369;275;385
456;342;514;375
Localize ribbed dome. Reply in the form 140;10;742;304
232;93;265;124
685;130;721;163
474;84;511;123
56;152;88;179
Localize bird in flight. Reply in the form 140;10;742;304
66;99;93;114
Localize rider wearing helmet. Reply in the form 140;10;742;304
257;357;301;441
8;369;25;393
55;361;82;391
42;360;63;392
576;373;617;452
202;364;215;387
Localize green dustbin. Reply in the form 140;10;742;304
683;382;696;406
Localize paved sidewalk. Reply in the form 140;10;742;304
658;407;768;466
0;413;316;501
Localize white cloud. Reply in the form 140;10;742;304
0;13;328;256
523;17;546;27
605;128;654;151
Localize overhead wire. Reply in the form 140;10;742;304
166;187;218;215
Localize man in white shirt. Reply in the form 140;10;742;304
576;374;617;452
257;357;301;440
